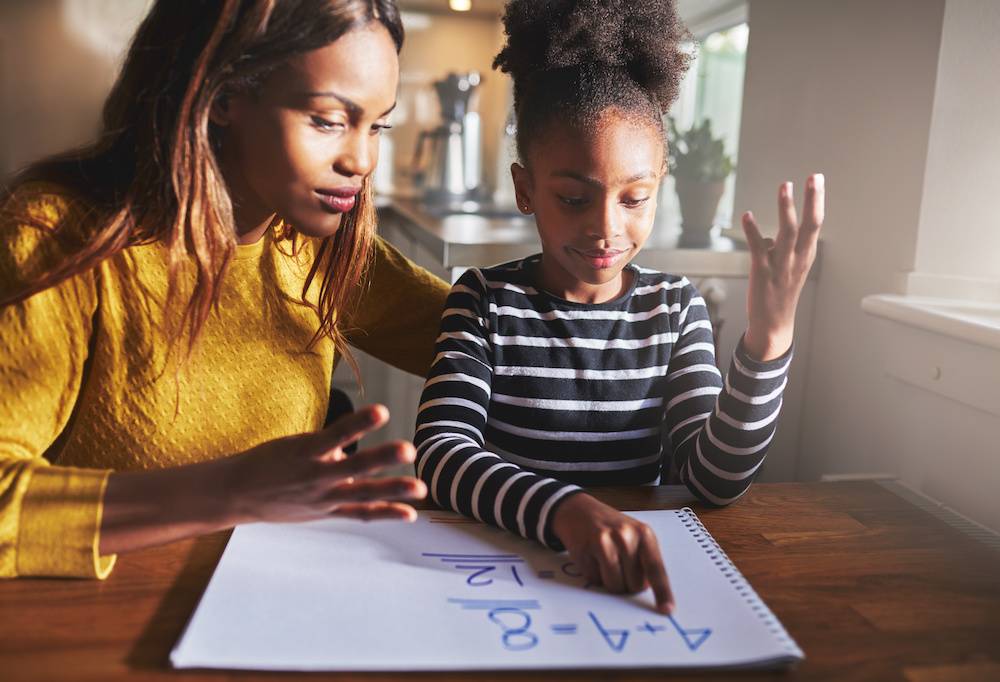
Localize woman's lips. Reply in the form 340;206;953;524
316;188;360;213
573;248;627;269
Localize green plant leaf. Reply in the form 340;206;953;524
666;116;735;182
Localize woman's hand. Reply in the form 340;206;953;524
551;493;674;614
100;404;426;555
225;404;427;525
740;174;825;361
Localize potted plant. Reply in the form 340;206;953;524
667;118;735;248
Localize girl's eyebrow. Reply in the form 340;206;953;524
551;170;655;188
299;91;397;118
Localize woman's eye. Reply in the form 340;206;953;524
370;122;393;135
622;197;650;208
558;195;587;207
310;115;345;132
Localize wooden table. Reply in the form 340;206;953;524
2;482;999;681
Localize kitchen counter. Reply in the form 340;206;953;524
378;198;761;277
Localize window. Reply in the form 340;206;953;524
660;23;749;236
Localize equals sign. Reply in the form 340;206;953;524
550;624;578;635
537;570;555;579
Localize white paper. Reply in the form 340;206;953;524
170;509;803;671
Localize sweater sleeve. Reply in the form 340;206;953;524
413;269;582;549
0;184;116;578
664;281;792;506
342;237;451;378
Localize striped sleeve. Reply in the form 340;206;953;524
664;282;792;506
413;269;582;549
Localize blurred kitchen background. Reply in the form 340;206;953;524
1;1;997;532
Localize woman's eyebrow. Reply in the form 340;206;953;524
551;170;655;187
300;91;396;118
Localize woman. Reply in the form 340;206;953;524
0;0;448;579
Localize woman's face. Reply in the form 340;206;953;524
215;24;399;240
512;110;665;304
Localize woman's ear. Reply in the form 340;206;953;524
209;94;233;127
511;162;534;214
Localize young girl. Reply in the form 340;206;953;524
414;0;823;614
0;0;448;579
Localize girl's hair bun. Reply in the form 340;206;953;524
493;0;691;112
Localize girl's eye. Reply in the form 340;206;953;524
622;197;650;208
310;115;345;132
558;195;587;207
370;122;393;135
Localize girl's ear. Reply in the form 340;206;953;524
511;162;534;214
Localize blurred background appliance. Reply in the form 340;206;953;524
411;71;483;204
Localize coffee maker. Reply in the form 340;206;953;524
411;71;483;204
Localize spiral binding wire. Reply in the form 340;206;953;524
675;507;804;658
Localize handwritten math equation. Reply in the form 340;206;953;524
421;551;574;588
422;551;712;655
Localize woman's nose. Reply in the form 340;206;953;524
334;131;375;178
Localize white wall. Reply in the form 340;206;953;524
866;317;1000;531
735;0;945;479
736;0;1000;530
913;0;1000;284
0;0;150;178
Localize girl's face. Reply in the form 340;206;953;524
512;111;665;304
214;25;399;241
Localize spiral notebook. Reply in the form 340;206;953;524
171;508;803;671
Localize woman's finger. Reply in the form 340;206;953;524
796;173;825;252
311;404;390;458
773;181;800;255
323;475;426;506
639;528;674;614
325;440;416;481
329;501;418;522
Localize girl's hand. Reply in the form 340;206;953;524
551;493;674;614
740;174;825;361
225;404;427;524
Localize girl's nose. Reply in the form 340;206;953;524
586;200;623;241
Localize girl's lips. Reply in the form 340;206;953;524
316;188;359;213
574;248;627;269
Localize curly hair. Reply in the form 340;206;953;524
493;0;692;162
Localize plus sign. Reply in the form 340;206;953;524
638;622;667;635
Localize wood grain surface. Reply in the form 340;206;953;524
2;482;998;681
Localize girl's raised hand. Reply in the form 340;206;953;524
225;404;427;524
551;493;674;614
740;174;825;361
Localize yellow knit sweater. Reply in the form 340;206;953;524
0;183;449;579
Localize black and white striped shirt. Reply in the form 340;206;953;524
413;255;792;549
